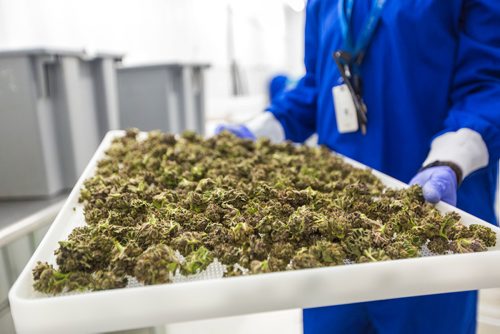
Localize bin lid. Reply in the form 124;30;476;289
0;48;123;61
117;62;211;72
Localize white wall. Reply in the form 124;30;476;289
0;0;305;99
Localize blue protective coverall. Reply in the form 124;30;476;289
265;1;500;333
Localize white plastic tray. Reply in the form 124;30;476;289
9;131;500;333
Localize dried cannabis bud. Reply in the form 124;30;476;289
134;244;180;284
180;246;214;275
32;129;497;294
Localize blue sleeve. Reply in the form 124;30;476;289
266;0;320;143
442;0;500;162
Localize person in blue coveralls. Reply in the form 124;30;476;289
216;0;500;333
268;74;291;102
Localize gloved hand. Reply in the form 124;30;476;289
214;124;256;140
409;166;458;206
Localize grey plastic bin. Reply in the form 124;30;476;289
117;63;209;135
0;49;122;198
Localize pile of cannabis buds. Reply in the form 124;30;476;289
33;129;496;294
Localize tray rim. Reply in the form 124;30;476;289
9;130;500;333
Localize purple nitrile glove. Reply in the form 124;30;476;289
409;166;458;206
214;124;256;140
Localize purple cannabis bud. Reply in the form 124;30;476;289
450;238;487;254
427;237;450;255
469;224;497;247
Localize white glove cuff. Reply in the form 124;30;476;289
423;128;489;179
245;112;285;143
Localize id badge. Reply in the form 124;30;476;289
333;84;359;133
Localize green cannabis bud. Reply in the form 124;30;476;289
180;246;214;275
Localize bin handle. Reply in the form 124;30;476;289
32;55;56;98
